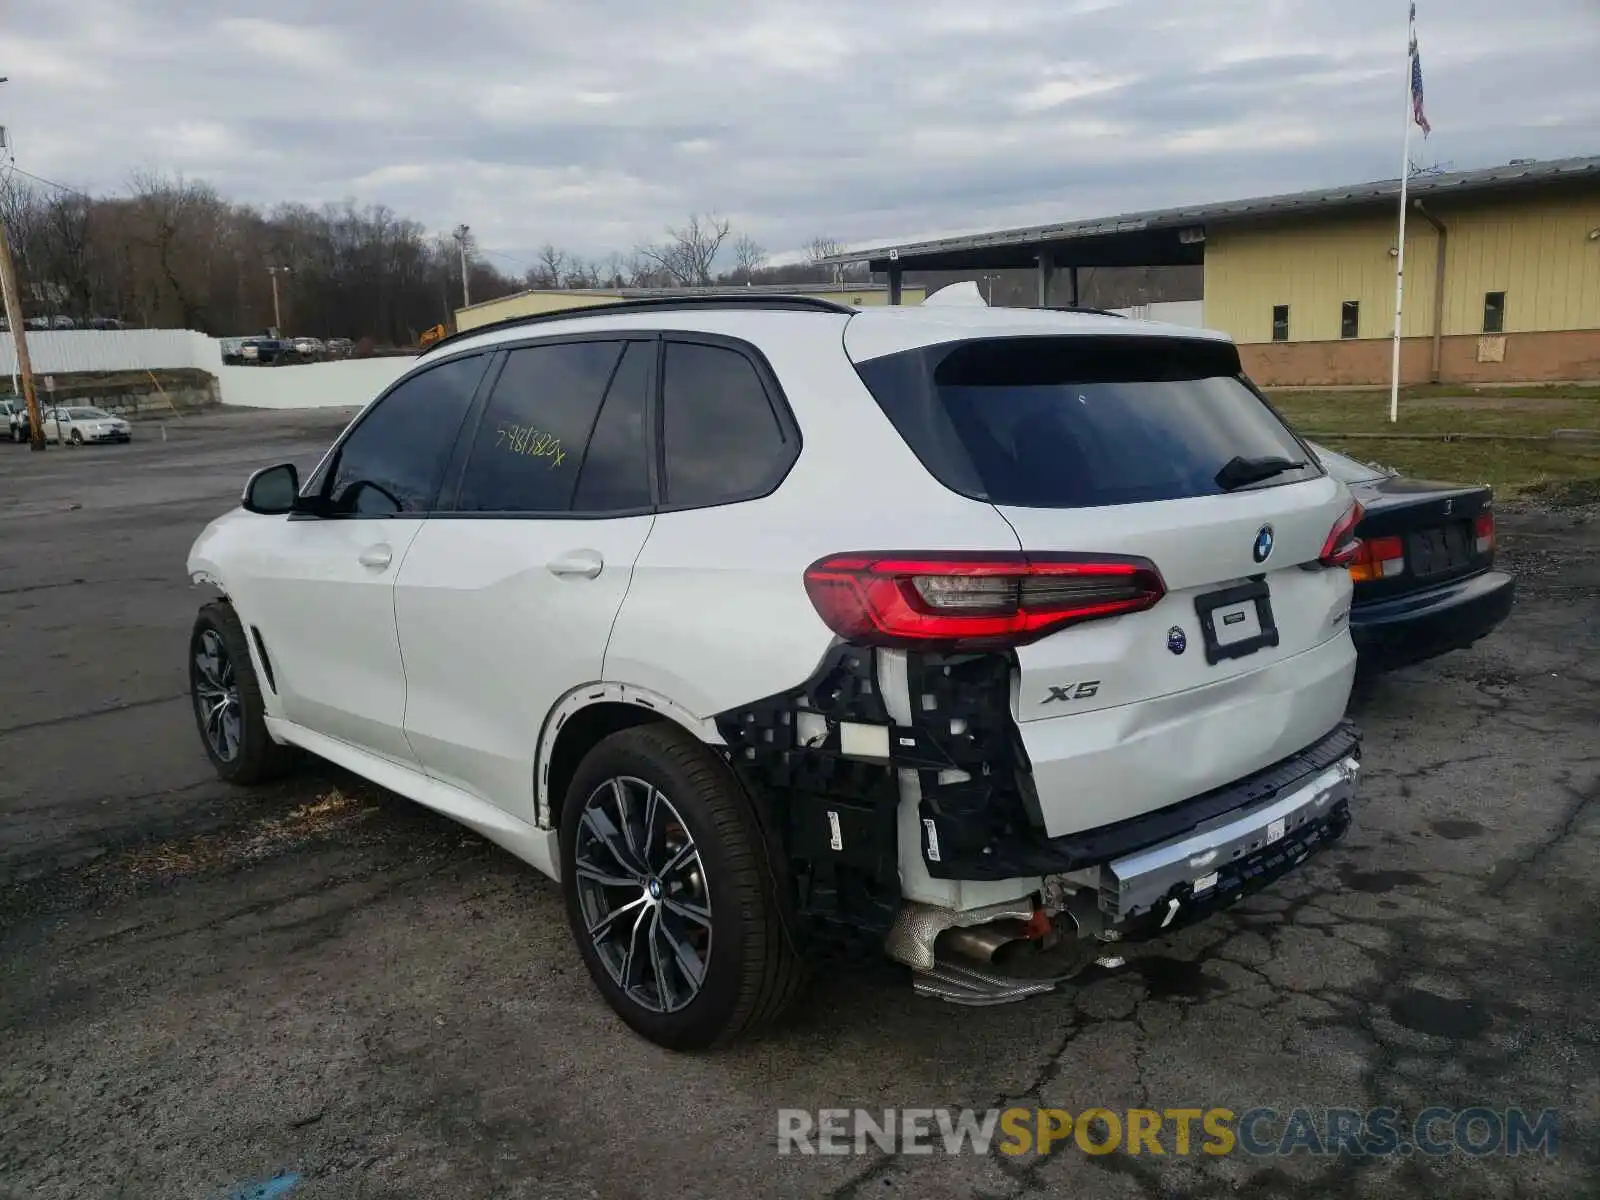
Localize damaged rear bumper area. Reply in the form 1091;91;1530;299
714;644;1361;1000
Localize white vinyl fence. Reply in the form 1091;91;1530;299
217;359;414;409
0;329;222;376
1111;300;1206;328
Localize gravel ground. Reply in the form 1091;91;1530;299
1;409;1596;1199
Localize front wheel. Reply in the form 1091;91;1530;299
189;601;297;784
559;724;804;1050
68;428;83;445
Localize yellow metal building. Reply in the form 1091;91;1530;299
1205;187;1600;385
455;282;927;333
817;155;1600;386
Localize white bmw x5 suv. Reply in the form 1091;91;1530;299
187;295;1364;1049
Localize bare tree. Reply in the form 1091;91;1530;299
637;212;733;286
731;234;766;283
808;236;844;264
534;244;568;288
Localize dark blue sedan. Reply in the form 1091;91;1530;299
1311;444;1516;673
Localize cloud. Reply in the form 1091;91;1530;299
6;0;1597;263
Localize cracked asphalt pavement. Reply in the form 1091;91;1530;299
1;408;1597;1199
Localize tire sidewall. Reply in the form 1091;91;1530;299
559;732;760;1050
188;605;271;782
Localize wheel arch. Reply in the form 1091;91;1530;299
536;683;723;829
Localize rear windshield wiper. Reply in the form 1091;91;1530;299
1215;454;1306;491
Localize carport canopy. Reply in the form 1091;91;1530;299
816;155;1600;303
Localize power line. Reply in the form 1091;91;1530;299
1;164;94;199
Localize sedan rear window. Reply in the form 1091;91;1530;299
853;336;1320;508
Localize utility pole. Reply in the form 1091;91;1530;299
453;225;472;309
266;265;291;335
0;80;42;450
0;220;45;450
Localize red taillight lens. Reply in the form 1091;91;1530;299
1473;510;1495;555
1349;534;1405;583
803;552;1166;649
1318;502;1364;568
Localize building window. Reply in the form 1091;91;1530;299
1340;301;1359;340
1482;291;1506;334
1271;305;1290;342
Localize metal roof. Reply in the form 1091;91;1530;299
820;154;1600;268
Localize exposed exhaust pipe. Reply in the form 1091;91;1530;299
937;919;1035;964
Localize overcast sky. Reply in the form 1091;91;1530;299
7;0;1598;267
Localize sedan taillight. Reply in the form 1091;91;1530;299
1473;510;1495;555
803;552;1166;650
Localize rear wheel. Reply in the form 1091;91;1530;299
189;601;297;784
559;724;804;1050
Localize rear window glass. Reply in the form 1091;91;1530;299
853;336;1321;508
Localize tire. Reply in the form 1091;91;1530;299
188;600;298;784
69;429;83;445
559;723;805;1050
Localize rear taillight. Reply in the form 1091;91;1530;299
803;552;1166;649
1318;502;1364;568
1473;510;1495;555
1349;535;1405;583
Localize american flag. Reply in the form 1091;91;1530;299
1410;5;1432;136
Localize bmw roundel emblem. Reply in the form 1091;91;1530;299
1167;626;1187;655
1252;524;1275;564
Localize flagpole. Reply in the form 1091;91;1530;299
1389;7;1416;424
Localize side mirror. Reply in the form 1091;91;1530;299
242;463;300;515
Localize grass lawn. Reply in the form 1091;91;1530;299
1267;386;1600;494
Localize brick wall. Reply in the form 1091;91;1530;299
1238;329;1600;387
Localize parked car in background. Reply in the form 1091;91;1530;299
88;317;123;331
240;338;287;365
326;338;353;358
291;336;325;357
50;316;77;330
43;405;132;445
1310;443;1514;671
25;317;49;331
221;338;249;365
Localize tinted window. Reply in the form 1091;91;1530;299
1483;291;1506;334
455;341;623;513
1271;305;1290;342
1340;301;1359;340
854;336;1320;509
325;354;485;515
573;342;652;512
662;341;793;507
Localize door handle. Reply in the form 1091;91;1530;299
547;550;604;579
357;544;393;569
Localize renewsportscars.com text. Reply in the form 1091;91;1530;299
777;1106;1559;1158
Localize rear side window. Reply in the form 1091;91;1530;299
853;336;1320;509
325;354;486;515
661;340;796;508
455;340;625;513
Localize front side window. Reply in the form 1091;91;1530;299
324;354;485;516
454;340;625;513
661;340;796;508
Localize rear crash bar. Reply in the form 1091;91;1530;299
1096;755;1360;924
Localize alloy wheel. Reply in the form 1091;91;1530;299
572;776;713;1013
192;629;243;762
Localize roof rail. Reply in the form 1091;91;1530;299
419;293;859;357
1031;305;1127;318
